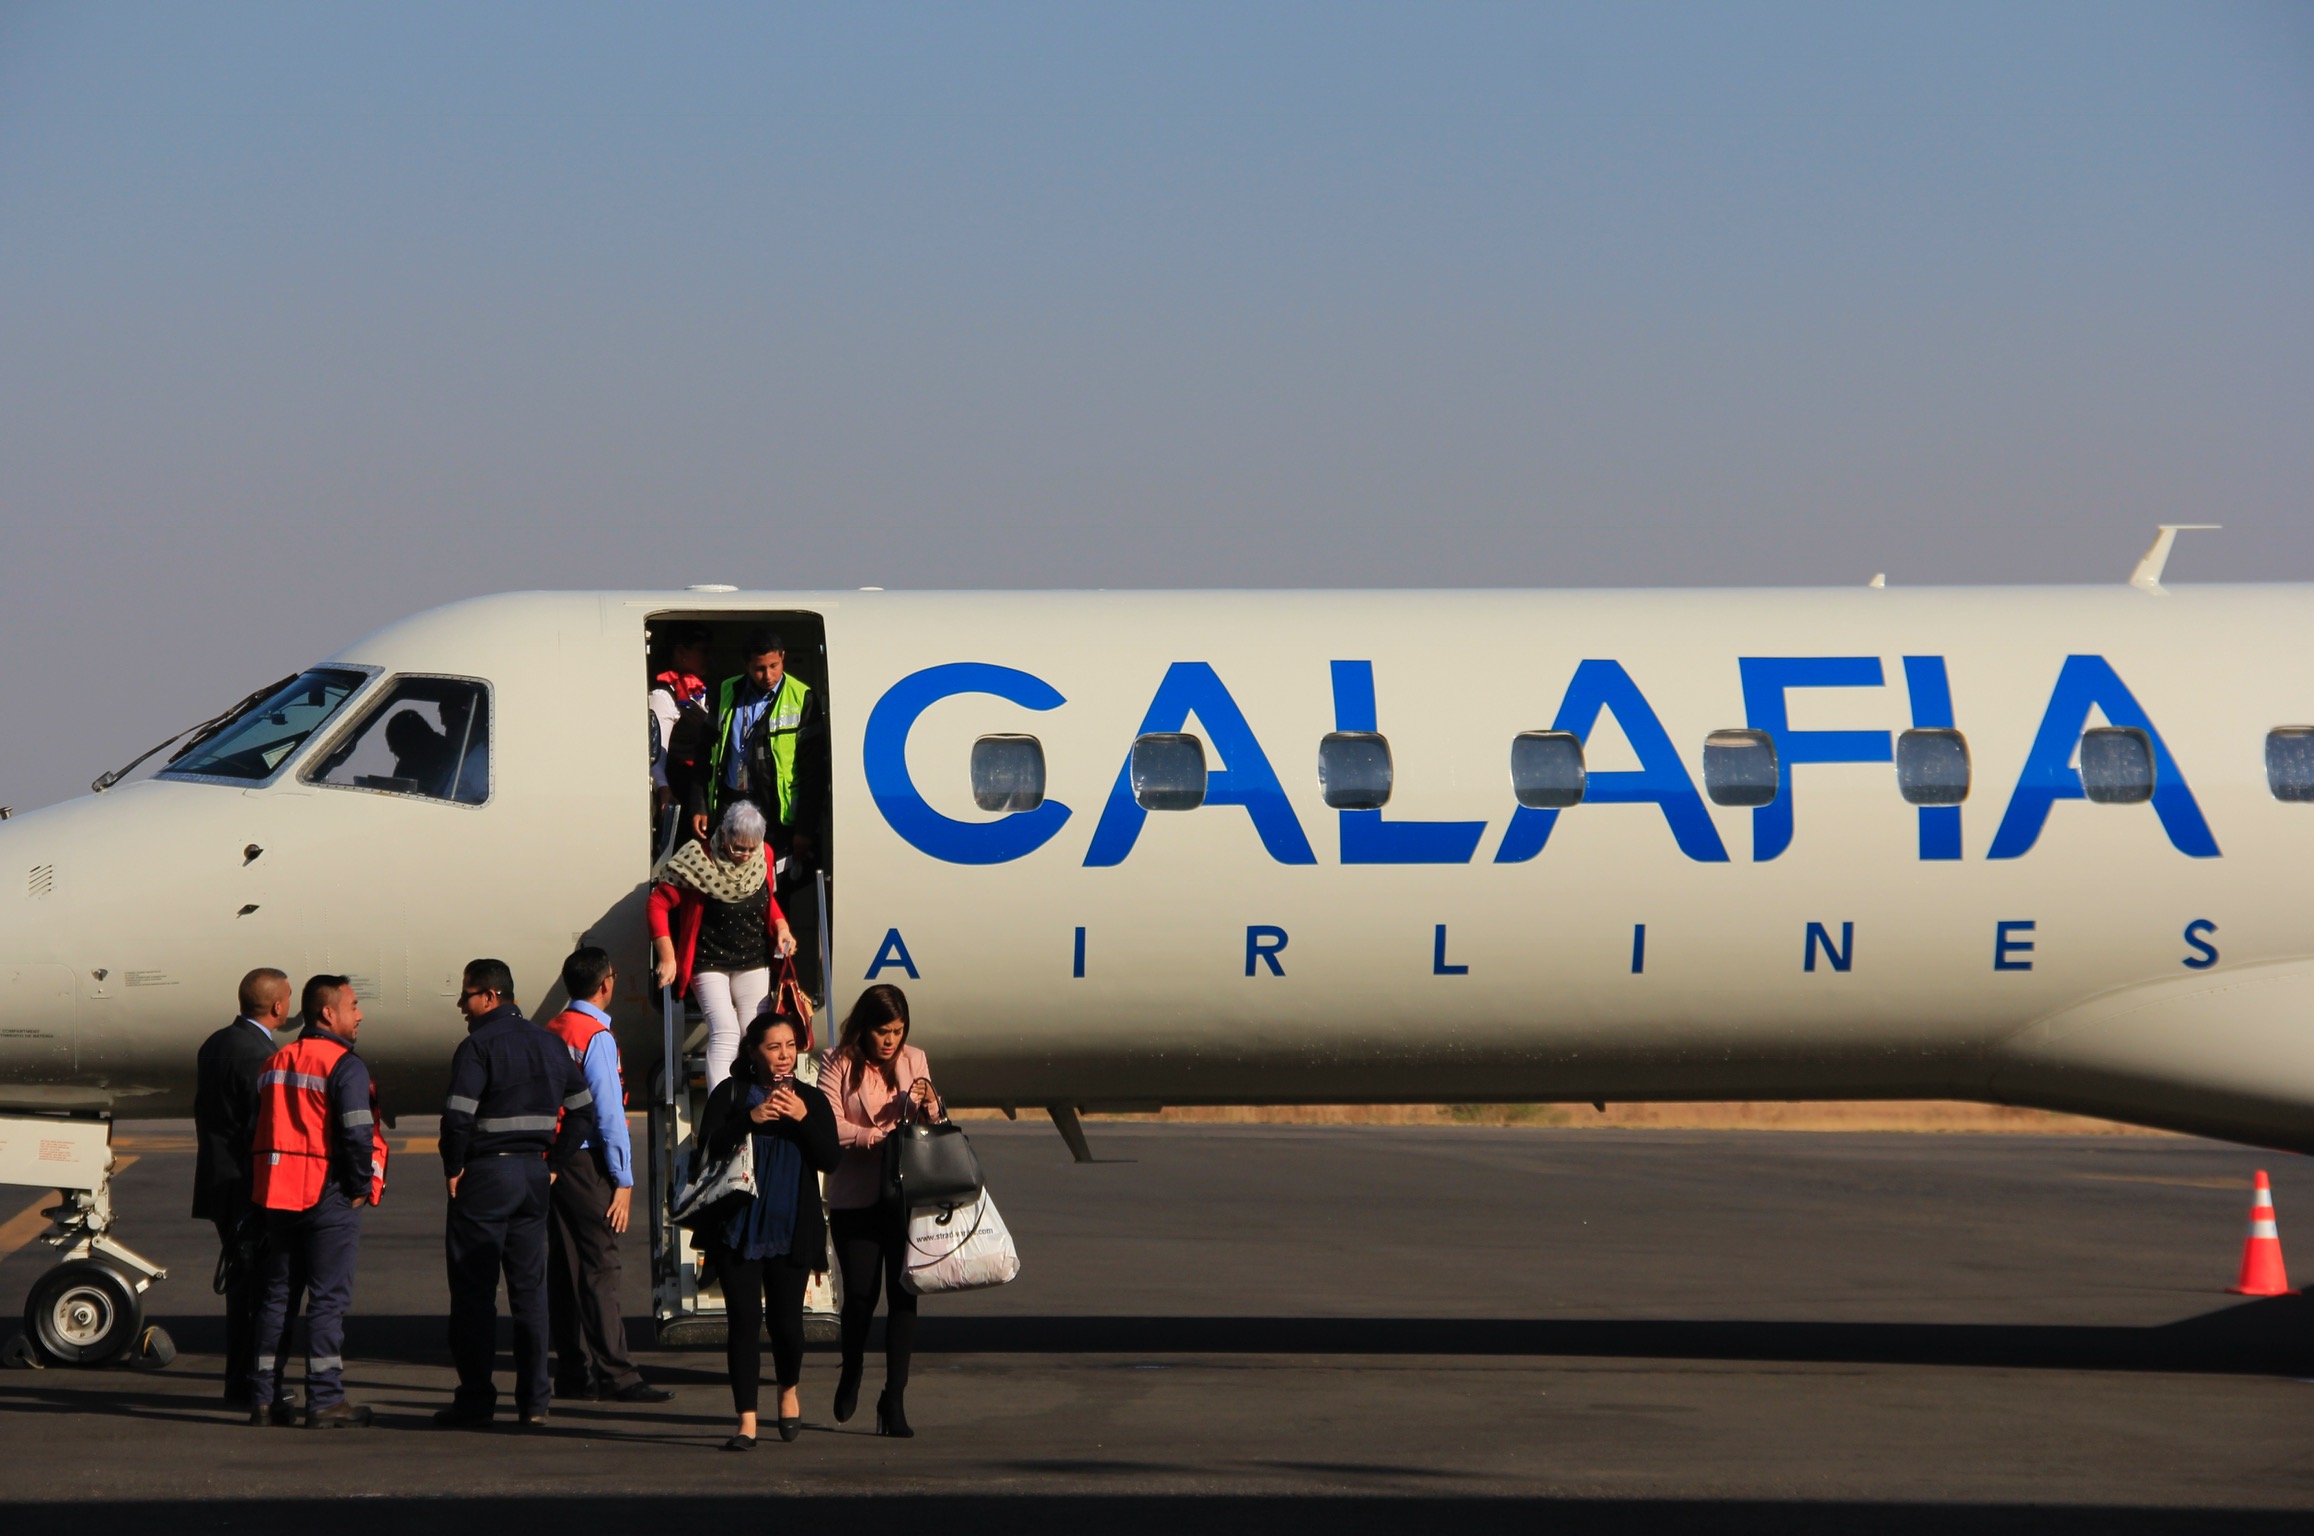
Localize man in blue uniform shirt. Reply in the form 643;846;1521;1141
543;946;670;1404
434;958;595;1428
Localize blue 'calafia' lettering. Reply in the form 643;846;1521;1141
1331;660;1486;864
1986;655;2219;860
863;663;1074;865
1495;660;1728;864
1740;657;1891;862
1083;663;1317;867
1902;655;1963;861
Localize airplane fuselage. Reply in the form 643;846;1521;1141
3;585;2309;1150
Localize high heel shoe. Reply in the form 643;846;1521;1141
832;1357;864;1424
778;1414;802;1442
874;1388;913;1438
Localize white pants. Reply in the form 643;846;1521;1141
694;967;772;1090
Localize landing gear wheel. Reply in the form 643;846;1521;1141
24;1260;142;1367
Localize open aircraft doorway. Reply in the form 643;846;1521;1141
641;607;839;1344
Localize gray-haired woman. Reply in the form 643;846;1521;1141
649;799;798;1088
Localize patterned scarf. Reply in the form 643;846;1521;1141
654;837;767;903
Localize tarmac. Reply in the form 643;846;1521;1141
2;1118;2311;1533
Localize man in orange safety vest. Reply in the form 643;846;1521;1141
246;973;388;1427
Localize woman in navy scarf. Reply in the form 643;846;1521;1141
700;1011;838;1449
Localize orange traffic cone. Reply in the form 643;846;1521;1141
2231;1170;2292;1296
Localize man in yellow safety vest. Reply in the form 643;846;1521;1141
702;628;828;987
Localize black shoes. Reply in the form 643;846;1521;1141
518;1410;550;1428
308;1403;373;1428
723;1433;756;1452
561;1379;671;1403
777;1415;803;1442
432;1404;494;1429
247;1400;302;1427
874;1388;913;1438
832;1357;863;1424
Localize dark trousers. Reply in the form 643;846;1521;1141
210;1204;263;1401
712;1250;810;1415
547;1152;640;1392
250;1194;360;1410
445;1155;551;1415
832;1202;916;1392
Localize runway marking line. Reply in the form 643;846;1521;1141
0;1156;136;1262
2074;1172;2245;1190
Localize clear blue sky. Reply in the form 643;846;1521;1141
1;2;2308;808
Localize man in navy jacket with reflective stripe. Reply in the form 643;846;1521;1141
435;957;596;1428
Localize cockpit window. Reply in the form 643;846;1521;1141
305;677;491;806
157;669;369;784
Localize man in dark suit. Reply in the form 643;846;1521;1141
193;967;292;1408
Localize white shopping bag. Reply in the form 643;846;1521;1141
901;1190;1021;1295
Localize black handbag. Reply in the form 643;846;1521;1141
883;1100;985;1214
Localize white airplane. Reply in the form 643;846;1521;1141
2;525;2307;1364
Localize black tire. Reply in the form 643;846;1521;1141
24;1260;142;1367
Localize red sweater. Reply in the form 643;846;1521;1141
646;880;788;999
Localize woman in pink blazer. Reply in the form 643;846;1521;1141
818;983;942;1437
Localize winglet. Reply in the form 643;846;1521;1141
2129;524;2221;593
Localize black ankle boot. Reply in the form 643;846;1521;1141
833;1357;864;1424
874;1387;913;1438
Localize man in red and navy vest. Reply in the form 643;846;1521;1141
544;946;670;1404
247;974;388;1427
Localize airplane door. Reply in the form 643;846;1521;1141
0;964;76;1083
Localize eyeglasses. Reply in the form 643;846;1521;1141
457;988;496;1003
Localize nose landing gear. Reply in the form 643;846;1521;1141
2;1116;170;1370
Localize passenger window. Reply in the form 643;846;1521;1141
306;677;491;805
158;669;368;784
1509;731;1585;809
1896;728;1971;806
1131;732;1206;811
1318;732;1392;810
970;735;1046;813
1702;729;1779;807
2079;726;2154;804
2269;728;2314;803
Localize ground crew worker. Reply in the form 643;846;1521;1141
193;966;293;1410
246;974;387;1428
544;946;670;1404
702;628;828;995
436;958;595;1428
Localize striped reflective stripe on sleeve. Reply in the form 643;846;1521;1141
341;1110;374;1128
445;1095;480;1115
562;1090;594;1110
474;1114;558;1133
262;1070;331;1091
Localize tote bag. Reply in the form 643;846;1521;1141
901;1190;1020;1295
670;1134;756;1230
